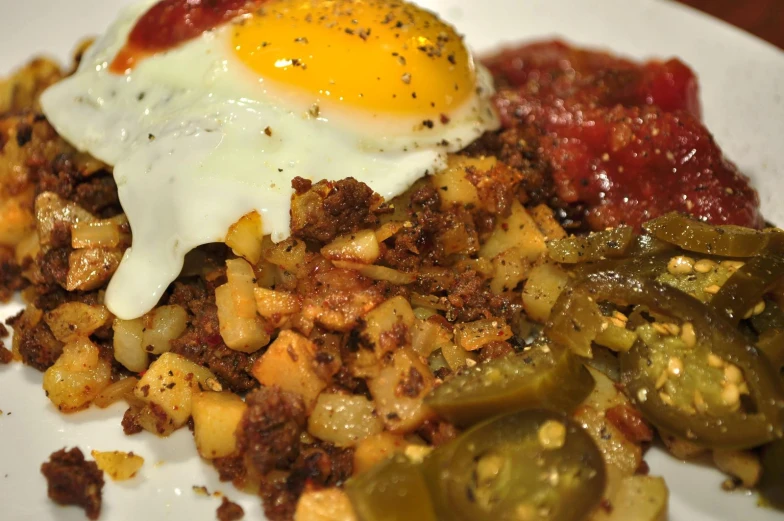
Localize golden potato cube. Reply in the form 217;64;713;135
713;449;762;488
263;237;307;274
453;318;513;351
254;287;301;319
44;302;111;343
430;155;495;208
42;337;112;413
294;487;357;521
363;296;416;355
225;211;264;265
591;476;668;521
480;200;546;261
71;218;125;249
113;317;148;373
353;432;407;475
91;450;144;481
522;263;570;323
321;229;380;264
307;393;383;447
251;330;327;410
134;352;217;434
141;304;188;355
490;247;531;295
192;391;247;459
66;247;122;291
529;204;567;241
368;349;434;433
216;258;270;353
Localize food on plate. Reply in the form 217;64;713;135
483;40;763;231
90;450;145;481
40;0;499;320
217;497;246;521
40;448;105;520
0;0;782;520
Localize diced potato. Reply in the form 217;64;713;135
44;302;111;343
113;317;148;372
713;449;762;488
591;475;668;521
453;318;513;351
490;247;530;294
321;229;380;264
216;258;270;353
66;248;122;291
308;393;383;447
480;200;547;261
141;304;188;355
529;204;567;241
94;376;138;409
331;260;417;285
225;211;264;265
522;263;570;322
368;348;434;433
263;237;307;274
441;342;470;370
91;450;144;481
375;222;403;242
661;434;707;460
430;155;492;208
410;292;448;312
363;296;416;355
575;368;642;480
254;287;301;319
42;337;112;413
71;215;129;249
251;330;327;410
134;352;217;435
353;432;407;475
411;318;451;358
440;221;479;256
294;487;357;521
192;391;247;459
34;192;95;248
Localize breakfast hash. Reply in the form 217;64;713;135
0;1;783;521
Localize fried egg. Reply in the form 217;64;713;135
40;0;499;319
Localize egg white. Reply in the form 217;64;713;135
40;0;499;319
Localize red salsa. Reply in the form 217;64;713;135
110;0;265;73
484;40;762;230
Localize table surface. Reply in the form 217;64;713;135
676;0;783;49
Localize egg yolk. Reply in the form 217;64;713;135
232;0;476;115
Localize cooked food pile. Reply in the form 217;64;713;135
41;0;499;319
0;1;782;521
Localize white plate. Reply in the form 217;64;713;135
1;1;783;520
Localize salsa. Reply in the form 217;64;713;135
484;40;763;231
110;0;265;73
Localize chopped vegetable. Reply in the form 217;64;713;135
426;346;594;426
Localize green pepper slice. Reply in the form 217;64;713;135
346;454;438;521
760;438;784;511
711;252;784;324
644;212;772;257
547;226;634;264
425;346;595;427
425;410;606;521
550;270;784;449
